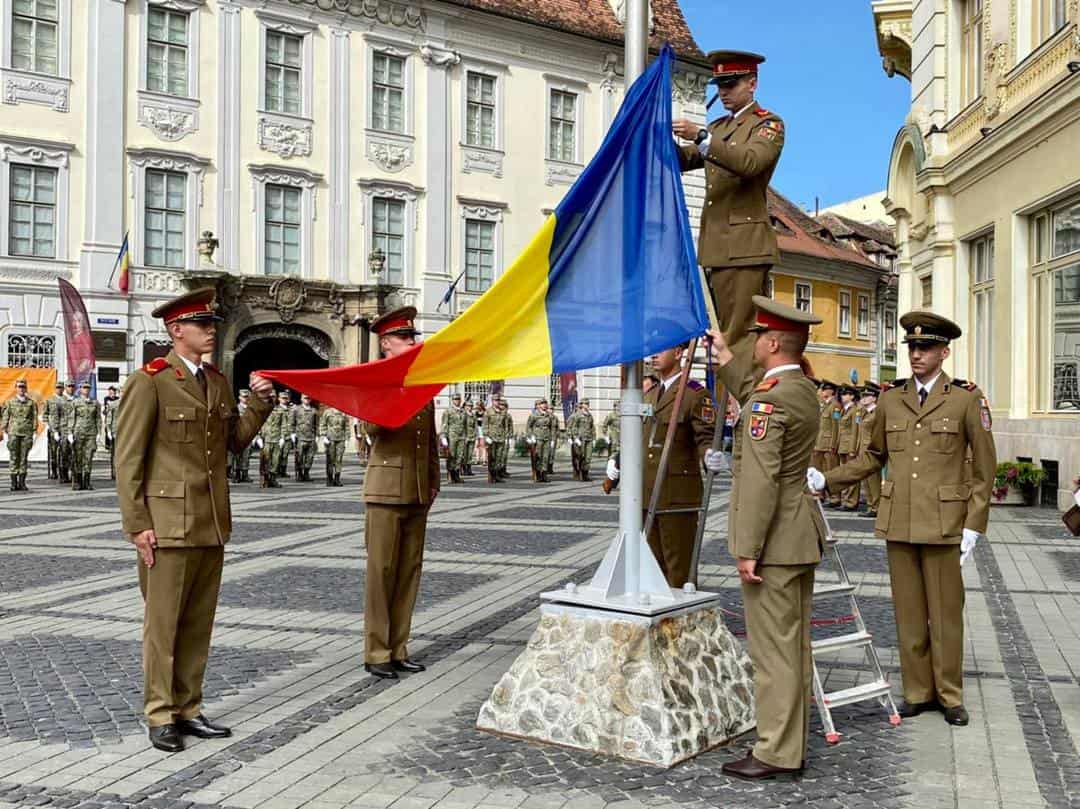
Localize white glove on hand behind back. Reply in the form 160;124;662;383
606;457;620;482
703;449;728;473
806;467;826;492
960;528;981;566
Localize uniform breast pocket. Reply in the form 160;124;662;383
885;419;908;452
164;406;196;443
931;418;960;453
365;455;402;499
728;210;771;259
146;480;185;538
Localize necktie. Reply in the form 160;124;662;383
918;387;927;408
195;367;207;397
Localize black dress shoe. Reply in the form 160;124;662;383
176;714;232;739
364;662;399;680
897;699;942;718
722;753;802;781
149;724;184;752
944;705;969;726
392;659;426;673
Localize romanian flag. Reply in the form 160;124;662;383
112;233;131;294
262;45;707;427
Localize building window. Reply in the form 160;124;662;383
146;6;188;96
8;164;56;258
971;233;995;397
1031;195;1080;411
857;293;870;338
795;282;811;312
838;290;852;336
372;197;405;285
264;184;301;275
11;0;58;75
883;305;897;363
1053;200;1080;258
265;31;302;115
372;52;405;133
1032;0;1068;46
144;169;185;269
464;218;495;293
548;89;577;162
920;274;933;307
961;0;983;106
6;333;55;367
549;373;562;408
463;380;492;402
466;71;496;148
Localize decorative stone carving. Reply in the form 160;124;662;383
286;0;424;30
249;165;322;218
874;4;913;80
257;114;314;159
672;71;709;105
137;95;199;142
0;264;72;284
459;200;504;221
128;149;209;207
600;53;620;95
235;323;332;360
367;138;413;172
0;143;70;168
606;0;655;32
545;161;583;187
419;43;460;69
462;147;503;178
268;277;308;323
477;606;755;767
134;269;184;293
2;72;70;112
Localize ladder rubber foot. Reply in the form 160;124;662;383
889;714;902;726
825;732;841;744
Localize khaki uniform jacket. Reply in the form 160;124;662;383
677;101;784;268
825;374;997;544
363;401;440;506
642;381;715;508
813;400;839;453
856;406;877;455
115;351;272;546
837;404;858;455
720;358;826;565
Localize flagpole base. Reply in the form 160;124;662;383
476;602;756;768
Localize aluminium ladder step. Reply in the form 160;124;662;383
819;680;893;709
811;630;873;654
812;582;856;598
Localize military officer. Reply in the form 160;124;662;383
569;399;596;481
229;389;254;483
811;381;838;480
354;418;370;464
857;382;882;517
530;400;558;483
673;51;784;349
59;380;76;483
808;312;997;727
706;296;826;780
440;393;468;483
602;400;620;457
104;389;120;480
320;405;349;486
472;401;487;470
278;397;295;478
70;381;101;491
836;385;860;511
43;381;65;480
640;343;715;586
292;393;319;482
115;288;273;752
261;391;292;488
2;379;37;491
362;307;439;679
462;399;478;476
481;398;507;483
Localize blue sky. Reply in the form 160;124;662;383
678;0;911;211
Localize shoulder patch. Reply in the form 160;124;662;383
754;378;780;393
750;402;774;415
144;357;170;375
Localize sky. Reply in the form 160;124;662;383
678;0;911;212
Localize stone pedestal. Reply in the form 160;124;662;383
477;603;755;768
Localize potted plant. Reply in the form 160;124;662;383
992;461;1046;506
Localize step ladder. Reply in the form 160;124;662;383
810;499;901;743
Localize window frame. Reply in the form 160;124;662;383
920;273;934;307
0;135;70;261
457;199;506;301
356;178;422;287
0;0;72;110
256;10;315;120
10;0;58;76
465;70;497;149
794;281;812;312
251;163;322;280
544;73;587;170
264;183;303;277
838;289;852;337
371;196;406;286
3;328;58;368
883;305;897;364
142;2;196;98
960;0;984;108
143;167;187;269
364;38;414;138
8;162;58;258
128;147;208;271
856;292;870;338
969;231;995;400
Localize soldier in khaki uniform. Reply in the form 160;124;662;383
836;385;860;511
811;381;839;483
857;382;881;517
362;307;440;680
707;296;826;780
115;288;273;752
2;379;37;491
673;51;784;349
809;312;997;727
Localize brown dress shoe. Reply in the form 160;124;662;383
897;698;942;718
722;753;802;781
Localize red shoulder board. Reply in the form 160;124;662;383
755;108;770;117
203;361;224;376
754;378;780;392
144;358;170;376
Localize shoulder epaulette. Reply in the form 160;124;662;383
950;378;978;391
203;361;224;376
144;358;170;376
882;378;907;391
755;378;780;393
755;108;770;117
687;380;704;390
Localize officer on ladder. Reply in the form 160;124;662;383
706;296;826;780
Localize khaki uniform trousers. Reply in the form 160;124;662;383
886;542;964;708
138;546;224;727
708;266;770;350
862;470;881;513
743;563;815;769
840;453;860;508
810;450;828;475
644;511;696;588
824;451;842;506
364;503;429;664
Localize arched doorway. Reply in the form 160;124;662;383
232;324;331;401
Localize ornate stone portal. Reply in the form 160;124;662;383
477;604;755;768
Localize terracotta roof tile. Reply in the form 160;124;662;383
767;189;884;273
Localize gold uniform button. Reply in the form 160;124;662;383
912;472;918;479
179;414;185;419
707;201;713;206
915;423;921;429
158;489;165;495
913;457;919;462
914;439;921;446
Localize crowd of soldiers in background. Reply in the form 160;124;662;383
812;378;882;517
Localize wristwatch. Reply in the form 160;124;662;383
694;127;709;145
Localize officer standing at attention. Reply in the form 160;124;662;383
571;399;597;481
43;381;65;481
463;399;478;477
229;389;254;483
440;393;467;484
70;381;101;491
115;288;273;752
808;311;997;727
602;400;620;458
530;400;558;483
263;391;292;487
362;307;439;680
706;296;826;780
320;405;349;486
673;51;785;348
292;393;319;482
104;389;120;480
2;378;37;491
857;382;881;517
836;385;860;511
59;380;77;483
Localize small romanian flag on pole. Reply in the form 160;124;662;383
111;233;131;294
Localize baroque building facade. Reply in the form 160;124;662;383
872;0;1080;505
0;0;711;419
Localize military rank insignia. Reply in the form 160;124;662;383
979;398;992;431
700;401;716;425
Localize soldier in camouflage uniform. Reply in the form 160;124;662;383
229;389;254;482
481;399;510;483
2;378;38;491
292;394;319;482
602;400;620;458
103;391;120;480
59;380;77;483
440;393;468;484
69;381;101;490
569;399;596;481
261;391;292;488
320;406;349;486
462;399;478;476
278;399;295;478
529;400;558;483
42;381;65;480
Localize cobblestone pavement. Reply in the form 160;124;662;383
0;456;1076;808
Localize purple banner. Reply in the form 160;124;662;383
58;279;96;386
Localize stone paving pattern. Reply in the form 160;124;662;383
0;456;1075;807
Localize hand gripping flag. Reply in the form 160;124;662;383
261;45;708;427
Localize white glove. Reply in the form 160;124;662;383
322;436;330;446
606;457;620;481
67;433;74;444
291;433;297;442
806;467;826;492
960;528;980;566
527;435;536;445
52;430;59;440
365;435;372;445
106;431;112;441
278;438;285;446
477;428;484;438
440;435;449;447
255;437;264;449
703;449;728;473
575;438;582;446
